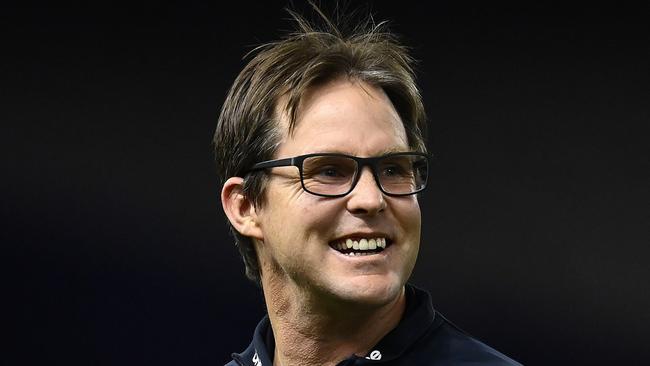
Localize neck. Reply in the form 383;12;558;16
261;277;406;366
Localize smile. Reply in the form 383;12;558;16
329;237;392;256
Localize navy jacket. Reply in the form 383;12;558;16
225;284;522;365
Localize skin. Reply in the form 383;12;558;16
222;78;422;366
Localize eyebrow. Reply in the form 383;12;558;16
381;146;412;154
311;146;412;156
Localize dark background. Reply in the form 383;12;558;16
3;1;649;365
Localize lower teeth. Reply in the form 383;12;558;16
331;244;386;256
346;252;374;256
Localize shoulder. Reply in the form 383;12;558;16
396;285;522;365
418;316;522;365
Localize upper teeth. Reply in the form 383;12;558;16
334;237;387;251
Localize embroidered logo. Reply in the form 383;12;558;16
365;350;382;360
252;351;262;366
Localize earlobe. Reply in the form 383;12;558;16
221;177;264;240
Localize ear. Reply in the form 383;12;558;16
221;177;264;241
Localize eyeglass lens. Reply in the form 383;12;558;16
301;154;427;196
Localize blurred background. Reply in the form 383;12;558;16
3;1;649;365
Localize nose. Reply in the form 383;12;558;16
345;167;386;215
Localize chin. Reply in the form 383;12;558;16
325;274;405;307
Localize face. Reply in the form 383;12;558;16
254;79;421;307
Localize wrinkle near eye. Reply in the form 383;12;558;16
279;176;306;199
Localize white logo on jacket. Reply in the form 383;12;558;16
365;350;382;360
252;351;262;366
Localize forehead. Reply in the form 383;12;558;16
274;79;409;156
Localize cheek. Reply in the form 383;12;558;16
293;201;345;247
395;199;422;236
261;192;338;243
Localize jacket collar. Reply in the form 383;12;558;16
230;315;274;366
230;283;441;365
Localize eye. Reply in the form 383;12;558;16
318;166;343;177
382;164;409;177
302;156;356;182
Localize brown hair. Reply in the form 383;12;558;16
213;3;427;284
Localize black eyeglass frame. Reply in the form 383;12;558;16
245;152;429;198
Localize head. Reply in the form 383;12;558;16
214;4;427;300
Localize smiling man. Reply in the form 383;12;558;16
214;4;521;366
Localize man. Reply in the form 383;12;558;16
214;4;522;366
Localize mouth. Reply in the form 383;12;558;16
328;236;393;256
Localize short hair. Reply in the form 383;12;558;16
213;3;427;284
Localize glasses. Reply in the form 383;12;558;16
246;152;429;198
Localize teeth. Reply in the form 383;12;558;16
377;238;386;249
335;237;389;252
359;239;368;250
346;252;373;256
